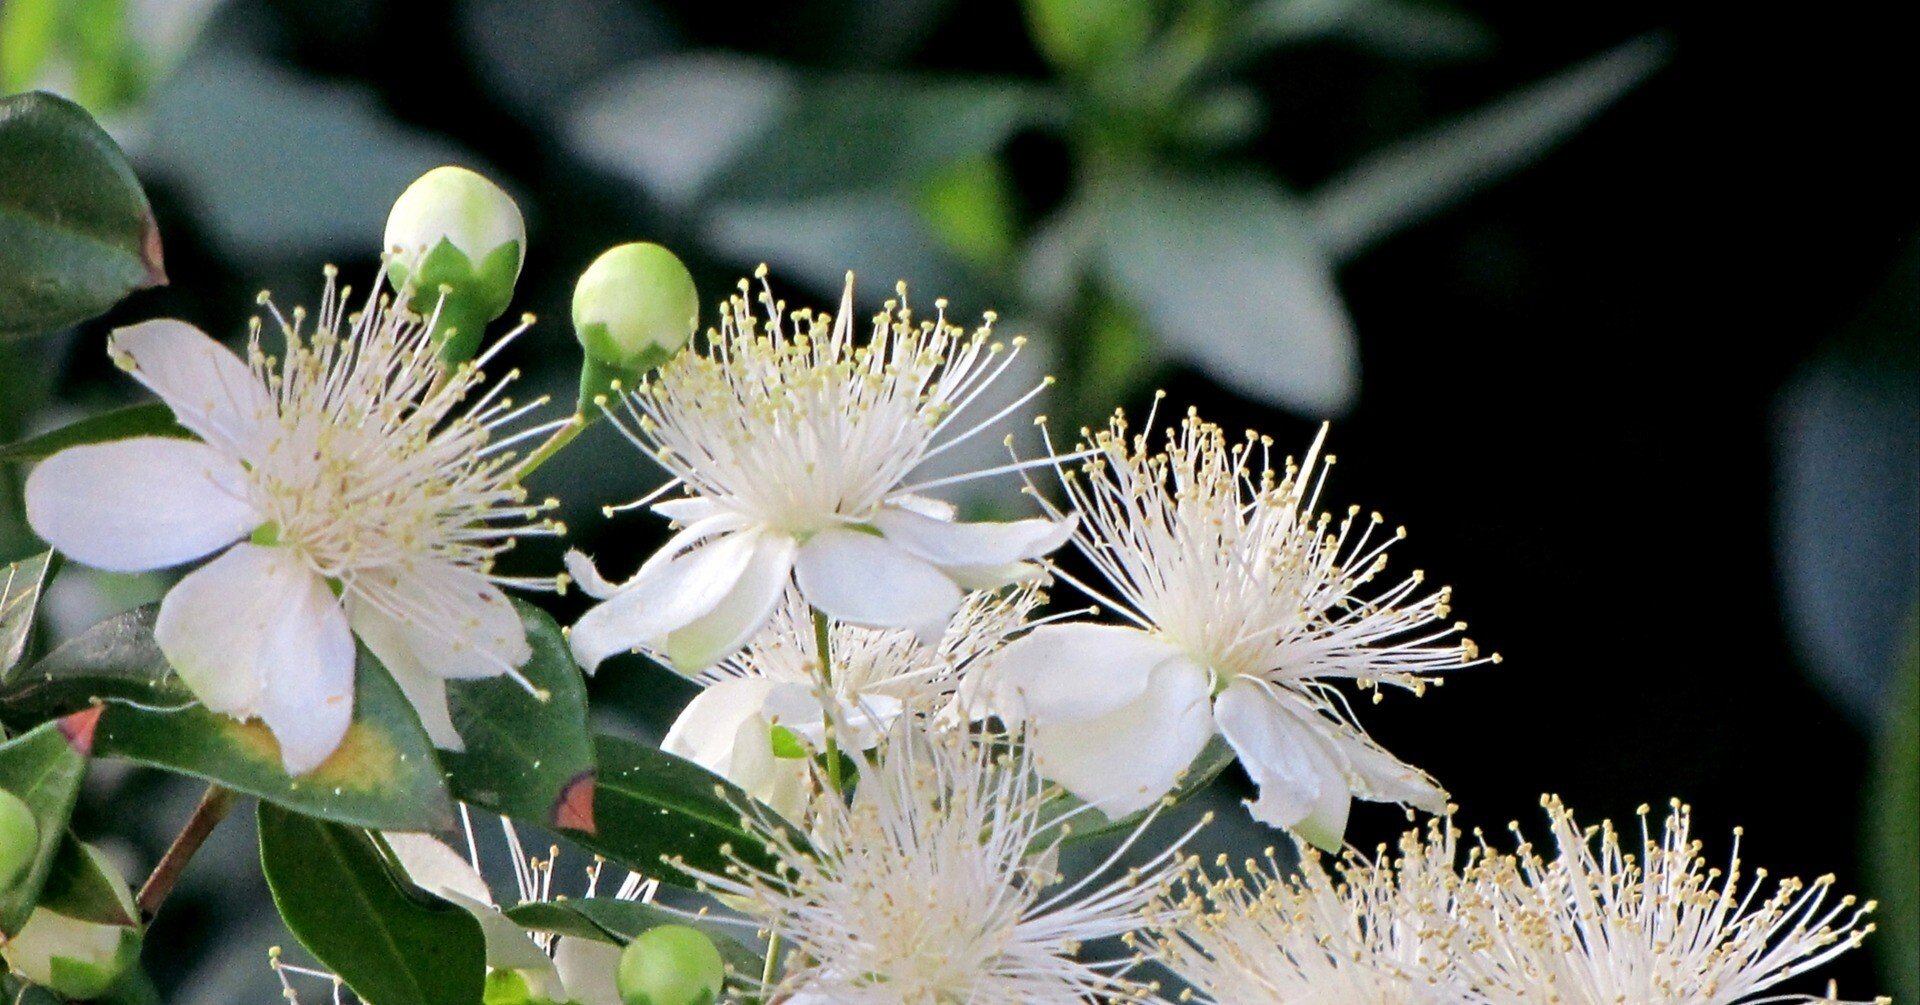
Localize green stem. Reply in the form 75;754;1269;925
515;415;585;479
759;931;783;1003
812;608;846;796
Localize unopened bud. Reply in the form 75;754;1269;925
615;925;725;1005
0;789;39;891
383;165;526;364
572;242;698;409
0;843;140;999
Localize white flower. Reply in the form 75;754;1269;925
566;270;1074;675
1153;822;1474;1005
1463;797;1884;1005
24;271;562;773
662;585;1041;817
682;725;1188;1005
973;408;1493;845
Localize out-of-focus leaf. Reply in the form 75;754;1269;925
704;193;974;304
1091;172;1357;415
915;156;1018;269
1241;0;1490;61
567;53;794;210
5;607;453;831
1023;0;1154;73
506;898;762;976
443;600;594;829
0;712;94;935
259;804;486;1005
563;734;789;889
0;402;190;465
2;552;53;673
1307;34;1667;259
141;50;480;259
460;0;671;121
1868;620;1918;1000
0;91;164;338
0;0;60;93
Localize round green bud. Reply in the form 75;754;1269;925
484;967;565;1005
0;789;40;891
572;243;698;400
383;165;527;363
615;925;725;1005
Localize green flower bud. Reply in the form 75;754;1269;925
484;967;565;1005
571;242;698;409
0;844;140;1000
0;789;39;891
383;165;526;364
615;925;725;1005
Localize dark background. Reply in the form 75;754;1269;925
5;0;1914;999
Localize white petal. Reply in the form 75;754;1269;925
979;624;1186;723
887;493;957;520
663;533;795;672
350;563;528;680
553;936;624;1005
1214;682;1352;848
662;677;781;779
663;679;813;818
794;528;961;640
108;319;273;456
25;438;258;573
568;530;763;673
1331;727;1449;813
349;601;463;751
1027;656;1214;817
382;833;492;905
944;560;1047;591
564;549;621;600
155;544;355;774
651;495;723;524
872;505;1075;568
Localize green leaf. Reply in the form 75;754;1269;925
1049;736;1237;848
1868;620;1919;1002
0;712;94;935
1023;0;1154;74
4;606;453;831
0;403;190;465
2;551;54;674
259;803;487;1005
505;898;760;977
1306;34;1667;260
442;600;595;828
0;91;165;338
562;735;788;889
1089;172;1356;415
36;834;135;927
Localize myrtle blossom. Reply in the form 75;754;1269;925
25;271;562;772
972;407;1494;844
682;724;1194;1005
566;270;1074;675
1463;797;1883;1005
1152;821;1475;1005
663;584;1043;818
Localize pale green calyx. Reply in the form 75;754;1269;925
615;925;725;1005
0;843;141;1000
572;242;699;377
0;789;38;891
383;165;527;362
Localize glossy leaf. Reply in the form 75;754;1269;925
0;402;190;465
1868;622;1919;1001
0;713;94;935
1090;172;1357;415
1307;35;1667;260
4;606;453;831
36;834;136;927
505;898;760;976
562;735;787;889
2;551;54;673
259;803;486;1005
443;600;595;828
0;91;164;338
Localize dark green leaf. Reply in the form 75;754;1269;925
4;606;453;831
0;91;164;338
442;600;594;828
1051;736;1237;848
505;898;760;976
1867;620;1918;1001
2;551;54;673
259;803;486;1005
562;735;788;889
0;712;93;935
36;834;135;927
0;403;190;465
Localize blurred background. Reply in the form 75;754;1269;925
1;0;1914;1001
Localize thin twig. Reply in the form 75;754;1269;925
136;784;237;921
